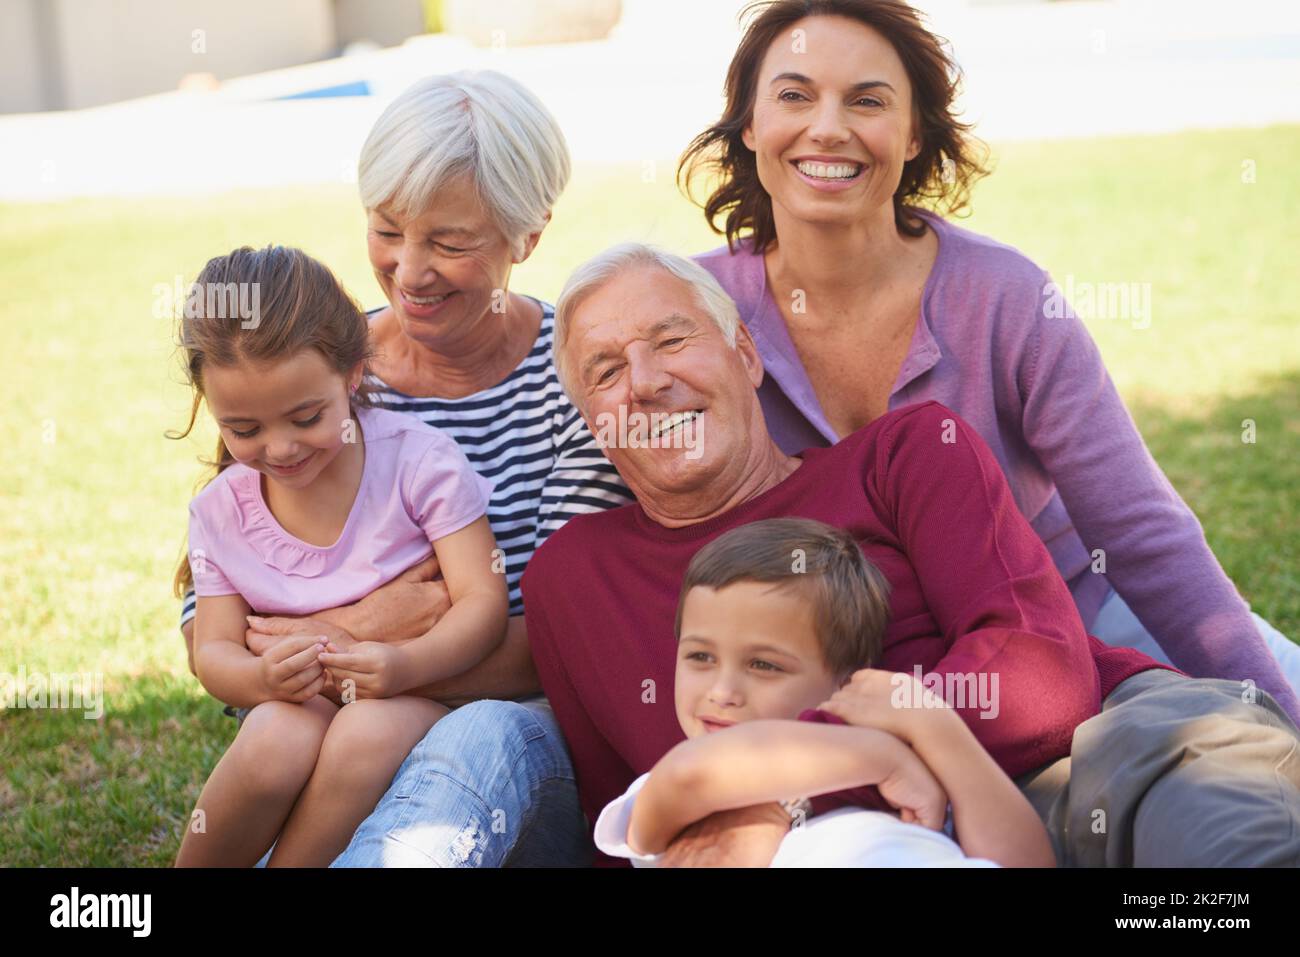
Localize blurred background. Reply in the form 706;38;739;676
2;0;1297;865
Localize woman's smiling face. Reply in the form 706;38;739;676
742;14;920;230
366;174;520;351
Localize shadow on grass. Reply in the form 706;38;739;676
1126;368;1299;638
0;672;234;866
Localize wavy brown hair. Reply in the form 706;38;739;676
678;0;988;251
168;245;375;597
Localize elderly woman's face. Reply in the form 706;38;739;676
366;177;519;347
563;266;764;501
741;15;919;231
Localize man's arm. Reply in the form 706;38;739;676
872;403;1102;779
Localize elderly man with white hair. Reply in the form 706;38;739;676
521;242;1300;867
176;71;632;867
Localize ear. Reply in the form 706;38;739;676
555;339;590;421
347;360;366;396
514;212;551;265
734;322;765;389
566;378;604;454
905;124;921;162
741;118;756;153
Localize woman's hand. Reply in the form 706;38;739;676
349;556;450;642
244;615;357;657
317;641;408;700
258;633;329;703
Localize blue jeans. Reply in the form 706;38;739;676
330;696;593;867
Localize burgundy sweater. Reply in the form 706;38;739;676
523;402;1174;855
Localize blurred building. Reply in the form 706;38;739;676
0;0;629;114
0;0;426;113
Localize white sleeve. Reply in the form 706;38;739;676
592;773;661;867
775;808;1001;867
871;814;1002;868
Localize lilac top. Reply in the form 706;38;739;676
187;405;492;616
695;208;1299;723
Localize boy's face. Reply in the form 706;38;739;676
675;581;842;738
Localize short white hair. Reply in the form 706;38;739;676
358;70;570;258
553;243;741;399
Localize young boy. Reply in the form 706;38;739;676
593;518;1055;867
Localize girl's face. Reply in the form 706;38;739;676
741;15;920;231
366;174;530;353
201;350;364;491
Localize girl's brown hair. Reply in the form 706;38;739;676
675;517;891;680
678;0;989;251
168;245;375;597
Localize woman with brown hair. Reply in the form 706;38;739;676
682;0;1300;720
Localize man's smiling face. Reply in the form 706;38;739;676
562;264;766;501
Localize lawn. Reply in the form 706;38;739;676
1;124;1297;866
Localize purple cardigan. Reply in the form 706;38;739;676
694;208;1300;723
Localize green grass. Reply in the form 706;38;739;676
2;125;1297;865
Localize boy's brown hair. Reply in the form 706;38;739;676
674;517;891;679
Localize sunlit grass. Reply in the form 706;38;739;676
1;124;1297;865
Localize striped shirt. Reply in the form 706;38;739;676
180;297;630;625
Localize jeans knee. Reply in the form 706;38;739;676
1134;754;1300;866
411;699;557;780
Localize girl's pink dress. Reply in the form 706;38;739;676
188;405;492;614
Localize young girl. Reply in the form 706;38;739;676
171;245;508;867
595;518;1055;867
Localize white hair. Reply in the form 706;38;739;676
358;70;570;258
552;243;741;399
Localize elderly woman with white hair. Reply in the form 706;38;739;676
178;70;631;866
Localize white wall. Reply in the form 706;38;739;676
0;0;54;113
3;0;338;112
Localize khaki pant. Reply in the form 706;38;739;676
1015;668;1300;866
